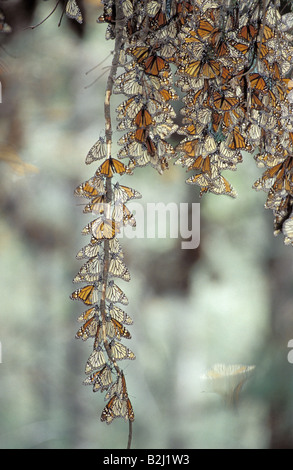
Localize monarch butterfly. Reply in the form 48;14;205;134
83;364;113;393
134;107;153;128
73;254;104;283
155;122;178;139
184;59;220;79
110;318;131;340
125;397;135;421
237;24;258;42
73;270;100;284
77;305;98;323
97;2;115;25
66;0;83;24
219;144;242;166
85;137;106;164
187;173;237;198
83;194;108;215
82;217;119;240
108;303;133;325
249;89;264;109
226;127;249;150
249;73;267;92
282;212;293;245
124;156;152;173
105;373;126;400
156;138;175;160
160;41;177;60
85;346;106;374
144;54;167;76
132;128;148;143
260;24;275;41
116;96;144;120
253;152;283;169
109;252;131;282
262;60;281;80
122;128;156;157
100;395;123;424
144;134;157;157
189;83;209;107
175;153;196;169
232;41;250;55
108;237;124;254
150;9;168;30
182;60;201;78
97;157;131;178
76;241;102;260
187;155;211;176
113;183;142;204
121;0;133;18
197;19;218;39
259;161;288;185
71;284;100;305
74;176;105;198
92;318;131;347
112;203;136;228
257;41;270;59
159;88;179;102
147;0;161;17
76;315;100;341
106;280;129;305
117;116;136;132
176;0;194;19
212;91;239;112
113;69;143;96
108;339;136;361
177;138;199;157
210;111;222;132
128;45;150;63
214;38;229;58
118;140;146;160
248;124;263;143
129;45;167;76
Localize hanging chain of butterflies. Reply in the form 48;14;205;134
68;2;138;425
59;0;293;427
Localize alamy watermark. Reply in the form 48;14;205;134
92;202;200;249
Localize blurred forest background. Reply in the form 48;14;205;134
0;0;293;449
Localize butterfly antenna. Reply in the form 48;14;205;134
85;53;113;76
84;66;112;90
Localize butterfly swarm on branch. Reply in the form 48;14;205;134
62;0;293;448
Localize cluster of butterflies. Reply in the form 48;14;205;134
71;137;140;424
93;0;293;245
98;0;182;174
173;1;293;244
69;0;293;428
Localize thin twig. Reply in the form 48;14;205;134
127;421;133;450
24;0;60;30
